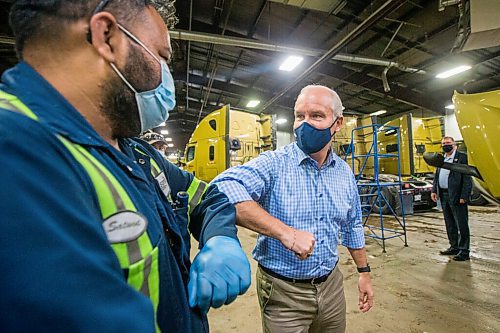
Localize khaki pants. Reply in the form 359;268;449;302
257;265;346;333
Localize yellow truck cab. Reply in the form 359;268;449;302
332;114;443;213
183;105;275;182
453;89;500;205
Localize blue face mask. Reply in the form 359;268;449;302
110;24;176;132
294;117;339;155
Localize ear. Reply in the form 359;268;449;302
333;116;344;132
88;12;124;63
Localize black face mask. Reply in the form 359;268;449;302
442;144;454;153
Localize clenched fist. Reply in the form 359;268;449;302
281;227;315;260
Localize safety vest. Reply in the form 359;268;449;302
0;91;207;332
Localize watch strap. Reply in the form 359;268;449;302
357;265;371;273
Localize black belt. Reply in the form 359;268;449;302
259;264;333;285
440;188;448;193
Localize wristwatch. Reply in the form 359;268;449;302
357;265;371;273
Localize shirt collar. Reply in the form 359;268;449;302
292;142;337;168
1;61;110;148
444;149;456;160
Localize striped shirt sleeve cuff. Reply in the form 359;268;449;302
341;222;365;249
213;180;254;204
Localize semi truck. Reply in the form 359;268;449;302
450;89;500;205
182;105;275;182
332;114;443;213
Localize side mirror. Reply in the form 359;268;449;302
423;152;444;167
229;137;241;151
423;152;483;180
415;144;426;154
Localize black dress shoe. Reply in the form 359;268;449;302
453;252;470;261
440;248;460;255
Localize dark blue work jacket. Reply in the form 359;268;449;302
0;62;237;332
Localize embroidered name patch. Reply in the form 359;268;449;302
103;211;148;243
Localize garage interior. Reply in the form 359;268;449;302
1;0;499;332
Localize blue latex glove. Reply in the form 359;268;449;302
188;236;251;313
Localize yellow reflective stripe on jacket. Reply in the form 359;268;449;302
59;137;121;216
2;91;161;332
187;177;208;214
148;247;160;332
0;91;38;120
149;157;162;177
59;137;155;266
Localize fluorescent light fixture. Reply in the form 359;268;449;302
160;129;169;135
247;100;261;108
164;137;173;142
436;65;472;79
279;56;303;71
445;104;455;110
370;110;387;116
167;143;174;148
275;118;287;124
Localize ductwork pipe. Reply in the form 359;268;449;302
170;29;426;75
382;66;392;92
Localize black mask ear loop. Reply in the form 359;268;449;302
86;30;93;44
329;117;340;139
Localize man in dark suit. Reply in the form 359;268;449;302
431;136;472;261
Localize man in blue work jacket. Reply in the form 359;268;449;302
0;1;251;332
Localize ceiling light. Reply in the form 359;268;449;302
279;56;303;71
370;110;387;116
247;100;260;108
160;129;169;135
164;137;173;142
445;104;455;110
275;118;287;124
436;65;472;79
167;143;174;148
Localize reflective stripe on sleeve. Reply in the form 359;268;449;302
187;177;208;214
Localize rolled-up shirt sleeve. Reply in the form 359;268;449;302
211;153;275;204
341;174;365;249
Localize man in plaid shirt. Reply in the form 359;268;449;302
213;85;374;333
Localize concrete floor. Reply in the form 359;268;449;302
200;205;500;333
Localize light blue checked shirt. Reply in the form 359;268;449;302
212;142;364;279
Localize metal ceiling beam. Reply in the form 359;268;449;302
259;0;407;111
316;61;443;112
411;49;500;91
184;40;441;113
175;64;436;116
175;72;297;108
170;29;425;74
317;2;368;47
351;0;436;56
333;3;436;58
247;0;268;38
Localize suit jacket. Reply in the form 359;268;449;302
432;150;473;204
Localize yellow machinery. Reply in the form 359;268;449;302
378;114;443;176
453;89;500;204
332;116;371;174
333;113;443;212
183;105;275;182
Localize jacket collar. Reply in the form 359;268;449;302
1;61;110;148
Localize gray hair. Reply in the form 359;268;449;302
298;85;345;117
